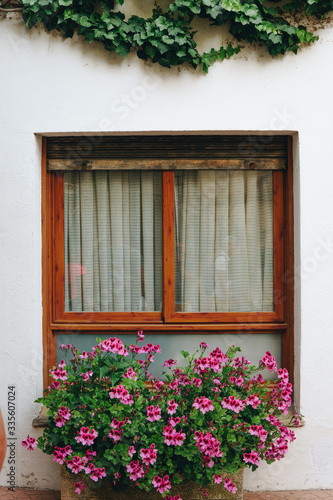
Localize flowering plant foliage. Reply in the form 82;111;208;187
22;332;300;498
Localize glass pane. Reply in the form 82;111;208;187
64;171;162;312
56;333;281;381
175;171;273;312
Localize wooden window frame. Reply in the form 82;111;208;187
42;135;294;386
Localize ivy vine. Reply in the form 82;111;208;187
2;0;333;72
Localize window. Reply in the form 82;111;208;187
43;135;293;384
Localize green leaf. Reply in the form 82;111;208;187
99;365;110;379
79;16;92;28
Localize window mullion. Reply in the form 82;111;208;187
162;171;175;322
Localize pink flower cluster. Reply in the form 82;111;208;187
75;427;98;446
233;356;250;369
166;496;182;500
74;481;85;494
163;424;186;446
221;395;245;413
193;396;214;414
51;360;67;381
126;460;145;481
108;418;128;441
67;456;85;474
90;467;106;482
55;406;71;428
243;450;261;465
192;377;202;388
97;337;128;356
108;428;123;442
80;370;93;381
259;351;277;373
264;415;296;461
229;375;244;386
172;369;191;387
53;445;73;464
275;368;293;413
154;379;164;390
147;404;161;422
200;342;210;349
21;435;37;451
194;347;229;375
152;475;171;494
137;330;145;341
224;477;237;494
167;399;178;414
123;367;138;380
194;431;223;467
265;439;289;461
109;384;134;406
163;359;178;367
130;342;161;355
128;445;136;457
249;424;268;442
268;383;293;416
169;416;181;427
140;443;157;465
245;394;261;408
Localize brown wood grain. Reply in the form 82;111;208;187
282;136;294;382
50;322;287;332
48;158;286;171
52;173;65;322
47;135;288;160
162;171;175;323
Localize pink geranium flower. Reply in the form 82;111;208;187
193;396;214;414
147;404;161;422
213;474;223;484
21;435;37;451
167;399;178;415
137;330;145;342
75;427;98;446
152;475;171;494
224;477;237;494
74;481;86;494
163;359;178;367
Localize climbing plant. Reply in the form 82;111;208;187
1;0;332;72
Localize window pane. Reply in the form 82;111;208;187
56;333;281;381
64;171;162;312
174;170;274;312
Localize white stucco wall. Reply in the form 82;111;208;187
0;6;333;492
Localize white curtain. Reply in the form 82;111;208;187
174;170;273;312
64;171;162;312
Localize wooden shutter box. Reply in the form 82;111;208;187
47;135;288;171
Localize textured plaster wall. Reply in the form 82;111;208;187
0;8;333;492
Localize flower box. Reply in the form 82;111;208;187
61;466;243;500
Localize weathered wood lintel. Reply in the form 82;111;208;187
48;158;286;171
